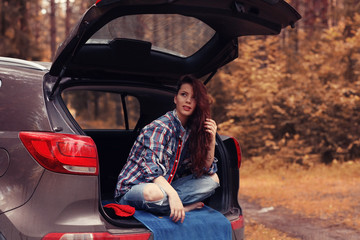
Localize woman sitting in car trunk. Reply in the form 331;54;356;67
115;76;219;224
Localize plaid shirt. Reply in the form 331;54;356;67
115;110;217;199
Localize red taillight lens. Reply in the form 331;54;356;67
42;232;151;240
231;137;242;168
231;215;244;230
20;132;99;175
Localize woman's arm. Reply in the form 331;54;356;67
153;176;185;223
204;118;217;169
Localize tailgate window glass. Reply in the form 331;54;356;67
87;14;215;57
62;90;140;130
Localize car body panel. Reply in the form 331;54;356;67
0;62;51;132
0;171;104;239
0;59;53;214
0;132;45;214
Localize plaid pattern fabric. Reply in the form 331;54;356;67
115;110;217;199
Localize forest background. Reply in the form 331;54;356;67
0;0;359;168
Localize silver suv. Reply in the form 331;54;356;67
0;0;300;239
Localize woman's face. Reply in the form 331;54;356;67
174;83;196;125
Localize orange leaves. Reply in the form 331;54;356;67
211;14;360;166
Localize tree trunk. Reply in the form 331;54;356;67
0;0;4;55
65;0;71;36
18;0;30;59
50;0;57;61
0;0;3;35
33;0;40;46
343;0;359;82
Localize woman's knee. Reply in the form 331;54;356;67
143;183;164;201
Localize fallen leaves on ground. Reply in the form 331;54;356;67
239;160;360;231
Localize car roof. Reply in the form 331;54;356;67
0;57;48;71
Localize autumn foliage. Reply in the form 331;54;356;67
211;12;360;167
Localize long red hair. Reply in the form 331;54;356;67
176;76;212;177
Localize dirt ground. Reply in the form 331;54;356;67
238;160;360;240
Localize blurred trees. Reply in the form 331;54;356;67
0;0;43;60
62;90;141;130
50;0;56;60
210;0;360;166
0;0;92;61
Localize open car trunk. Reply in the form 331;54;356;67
59;79;242;227
43;0;300;234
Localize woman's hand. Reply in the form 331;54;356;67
168;192;185;223
204;118;217;143
153;176;185;223
204;118;217;169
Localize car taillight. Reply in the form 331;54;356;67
231;137;242;168
19;132;99;175
42;232;151;240
231;215;244;230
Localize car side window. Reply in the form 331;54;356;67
62;90;140;130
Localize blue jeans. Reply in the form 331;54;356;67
117;174;220;215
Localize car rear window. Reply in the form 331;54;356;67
86;14;215;57
62;90;140;130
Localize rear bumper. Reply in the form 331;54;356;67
0;212;244;240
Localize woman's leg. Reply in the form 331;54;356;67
171;173;220;206
117;183;171;214
142;183;165;201
118;174;219;214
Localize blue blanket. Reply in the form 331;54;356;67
133;206;232;240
